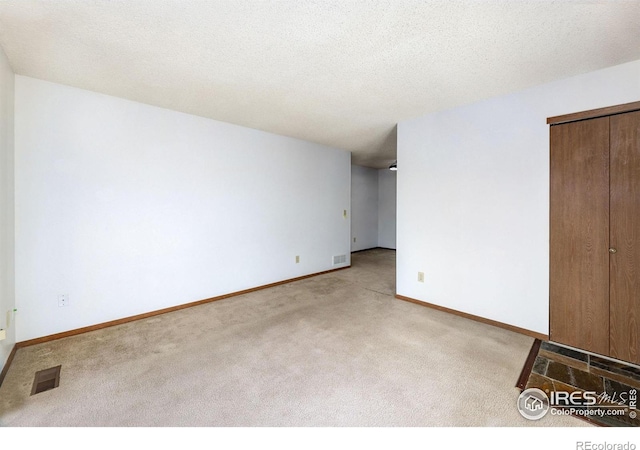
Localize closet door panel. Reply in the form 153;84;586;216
550;117;610;355
610;110;640;364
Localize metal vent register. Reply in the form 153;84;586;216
333;254;347;265
31;365;61;395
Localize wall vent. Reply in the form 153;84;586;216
333;254;347;265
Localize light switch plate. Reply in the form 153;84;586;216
0;329;6;341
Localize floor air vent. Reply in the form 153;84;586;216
31;365;61;395
333;254;347;265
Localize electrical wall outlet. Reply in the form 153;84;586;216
6;310;10;329
58;294;69;307
418;272;425;283
295;255;300;264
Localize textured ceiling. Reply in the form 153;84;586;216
1;1;639;168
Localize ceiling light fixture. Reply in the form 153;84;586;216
389;162;397;171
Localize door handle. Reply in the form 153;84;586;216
609;248;617;254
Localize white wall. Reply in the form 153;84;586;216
377;169;396;249
15;76;351;342
350;165;378;251
0;46;14;372
398;59;640;335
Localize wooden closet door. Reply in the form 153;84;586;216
610;110;640;364
550;117;610;355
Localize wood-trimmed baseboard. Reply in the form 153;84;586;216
17;265;351;348
0;344;18;388
516;338;542;390
395;294;549;341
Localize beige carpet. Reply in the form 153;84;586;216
0;248;585;427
